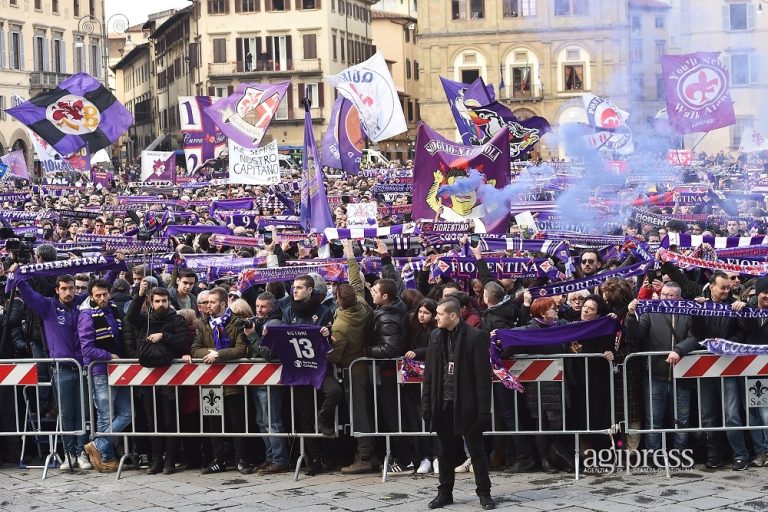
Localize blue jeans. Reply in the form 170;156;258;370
251;387;288;465
643;378;691;450
749;407;768;454
52;367;89;457
723;378;749;461
92;375;132;462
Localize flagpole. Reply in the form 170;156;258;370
690;131;711;153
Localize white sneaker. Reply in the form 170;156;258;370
416;458;432;474
77;452;93;470
455;457;472;473
433;458;439;474
60;454;77;470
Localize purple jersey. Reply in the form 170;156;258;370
261;325;331;389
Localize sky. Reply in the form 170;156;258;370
105;0;191;29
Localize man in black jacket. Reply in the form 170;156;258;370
363;277;411;473
690;271;747;470
129;286;191;475
422;297;494;510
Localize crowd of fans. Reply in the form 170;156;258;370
0;150;767;481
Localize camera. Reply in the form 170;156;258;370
0;227;36;263
243;316;258;329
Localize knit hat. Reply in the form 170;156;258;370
755;278;768;296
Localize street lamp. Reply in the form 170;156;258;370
77;13;130;87
759;0;768;13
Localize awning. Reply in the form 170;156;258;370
144;133;167;151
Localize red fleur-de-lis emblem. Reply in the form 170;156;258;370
684;71;719;103
51;100;85;122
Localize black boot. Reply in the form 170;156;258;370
147;455;164;475
428;493;454;509
163;457;176;475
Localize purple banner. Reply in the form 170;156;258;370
300;102;334;233
662;52;736;134
0;150;30;180
205;81;289;148
179;96;227;172
412;122;511;234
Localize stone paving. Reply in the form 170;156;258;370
0;463;767;512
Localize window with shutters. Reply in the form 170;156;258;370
302;0;318;8
728;3;748;30
340;36;345;62
512;66;531;97
406;59;411;79
10;0;18;6
729;53;758;86
74;0;79;16
631;15;640;30
332;35;337;60
655;15;664;28
89;0;95;15
236;0;259;11
656;74;664;100
339;0;345;15
655;40;665;63
414;60;419;80
35;35;47;72
407;99;414;122
331;0;335;10
503;0;536;17
303;34;317;59
0;96;6;121
630;40;642;64
208;0;229;14
175;57;182;78
304;82;319;107
35;0;42;10
89;41;100;77
53;0;59;13
213;39;227;63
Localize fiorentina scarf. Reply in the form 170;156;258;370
5;255;127;294
430;257;562;281
528;259;654;298
636;300;768;319
661;233;768;249
209;309;233;351
491;317;620;349
703;338;768;355
657;248;768;276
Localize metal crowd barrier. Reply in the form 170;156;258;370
348;354;617;481
623;350;768;478
0;358;87;480
86;359;338;481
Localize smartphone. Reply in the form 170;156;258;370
470;234;480;248
260;228;273;245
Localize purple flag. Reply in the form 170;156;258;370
464;100;551;158
300;100;334;233
204;81;289;148
412;122;511;234
662;52;735;134
440;76;496;145
179;96;227;172
0;150;30;180
319;97;364;174
141;150;176;183
5;72;133;156
90;168;112;188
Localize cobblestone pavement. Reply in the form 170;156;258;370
0;463;767;511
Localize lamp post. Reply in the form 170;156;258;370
77;12;130;88
759;0;768;13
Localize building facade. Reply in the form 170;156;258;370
0;0;106;166
417;0;632;159
189;0;377;147
667;0;766;154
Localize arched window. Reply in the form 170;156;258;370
502;48;541;99
452;49;487;84
555;45;591;94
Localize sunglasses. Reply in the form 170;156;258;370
729;276;740;281
581;259;596;264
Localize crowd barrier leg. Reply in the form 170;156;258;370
293;436;307;482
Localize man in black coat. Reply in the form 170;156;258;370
422;297;495;510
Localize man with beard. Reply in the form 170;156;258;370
16;273;91;470
191;287;252;475
80;279;134;472
245;292;290;475
129;285;190;475
281;275;334;476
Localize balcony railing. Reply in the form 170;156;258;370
209;58;322;76
30;71;72;89
499;86;544;102
272;106;324;121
